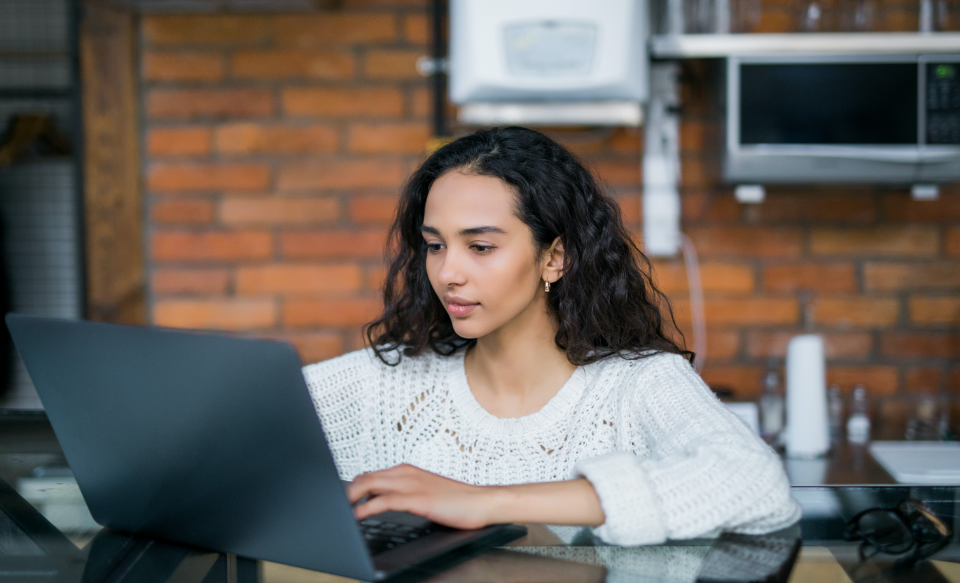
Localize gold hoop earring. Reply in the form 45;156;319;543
545;281;551;293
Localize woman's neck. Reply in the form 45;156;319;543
463;299;577;419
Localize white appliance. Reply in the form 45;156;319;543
870;441;960;485
449;0;648;125
784;334;830;458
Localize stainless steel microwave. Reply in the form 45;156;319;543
725;54;960;184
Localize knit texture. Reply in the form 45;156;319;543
302;348;801;546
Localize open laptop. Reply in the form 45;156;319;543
5;314;526;581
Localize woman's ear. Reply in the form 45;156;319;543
542;236;565;284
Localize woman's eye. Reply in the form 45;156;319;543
426;243;444;253
471;244;494;254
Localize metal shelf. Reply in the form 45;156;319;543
651;32;960;58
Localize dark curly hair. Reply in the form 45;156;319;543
364;126;691;366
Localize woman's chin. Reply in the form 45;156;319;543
450;321;489;341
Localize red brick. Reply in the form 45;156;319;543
864;262;960;291
153;298;276;331
151;231;272;262
814;298;899;327
348;122;430;154
283;298;382;327
349;193;399;224
679;157;717;188
651;261;755;294
909;297;960;325
147;89;274;120
947;228;960;255
282;87;404;117
364;49;422;79
826;366;899;396
147;127;212;157
881;332;960;359
746;331;874;360
403;14;428;44
810;227;939;256
762;263;857;293
883;191;960;221
755;11;795;33
904;368;943;393
755;191;877;223
215;123;339;154
679;120;715;153
606;128;643;154
151;268;230;295
591;161;641;186
411;87;430;118
273;332;344;364
344;0;426;6
151;199;215;224
142;52;224;82
672;298;798;326
686;227;804;257
231;50;355;80
281;230;389;259
148;163;270;192
704;329;740;361
882;7;920;31
272;14;397;46
615;192;642;224
236;264;362;295
278;159;406;190
142;15;268;45
365;264;388;291
681;191;741;222
220;197;340;225
700;366;764;399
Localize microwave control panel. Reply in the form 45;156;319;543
927;62;960;145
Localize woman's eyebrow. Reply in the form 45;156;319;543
420;225;506;236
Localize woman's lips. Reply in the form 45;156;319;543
446;302;478;317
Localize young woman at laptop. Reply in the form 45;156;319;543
303;127;800;545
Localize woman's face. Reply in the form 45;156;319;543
422;171;548;340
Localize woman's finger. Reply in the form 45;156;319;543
347;471;421;503
354;494;420;520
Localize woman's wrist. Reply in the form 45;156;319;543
481;479;605;527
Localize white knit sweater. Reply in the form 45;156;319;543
302;348;801;546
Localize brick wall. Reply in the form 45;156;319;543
139;1;960;437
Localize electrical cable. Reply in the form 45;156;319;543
681;233;707;372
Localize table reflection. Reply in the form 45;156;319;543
1;413;958;583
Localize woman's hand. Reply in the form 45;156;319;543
347;464;496;530
348;464;606;530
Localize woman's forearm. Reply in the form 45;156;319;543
485;478;605;527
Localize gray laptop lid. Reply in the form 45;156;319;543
5;314;377;581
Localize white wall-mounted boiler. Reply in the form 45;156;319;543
449;0;649;126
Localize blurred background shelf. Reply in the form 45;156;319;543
651;32;960;58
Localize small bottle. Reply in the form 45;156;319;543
847;385;871;444
827;384;843;444
759;370;784;445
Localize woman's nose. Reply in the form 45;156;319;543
436;248;467;287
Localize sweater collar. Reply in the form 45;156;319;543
445;349;594;435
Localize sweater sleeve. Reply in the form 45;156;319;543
571;353;801;546
302;349;380;481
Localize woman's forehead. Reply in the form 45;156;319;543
423;172;521;230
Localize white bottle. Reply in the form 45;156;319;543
846;385;871;444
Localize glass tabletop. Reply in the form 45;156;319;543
0;415;958;583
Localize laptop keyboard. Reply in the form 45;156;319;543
359;518;435;555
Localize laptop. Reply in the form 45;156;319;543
5;314;526;581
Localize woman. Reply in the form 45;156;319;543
303;126;800;546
